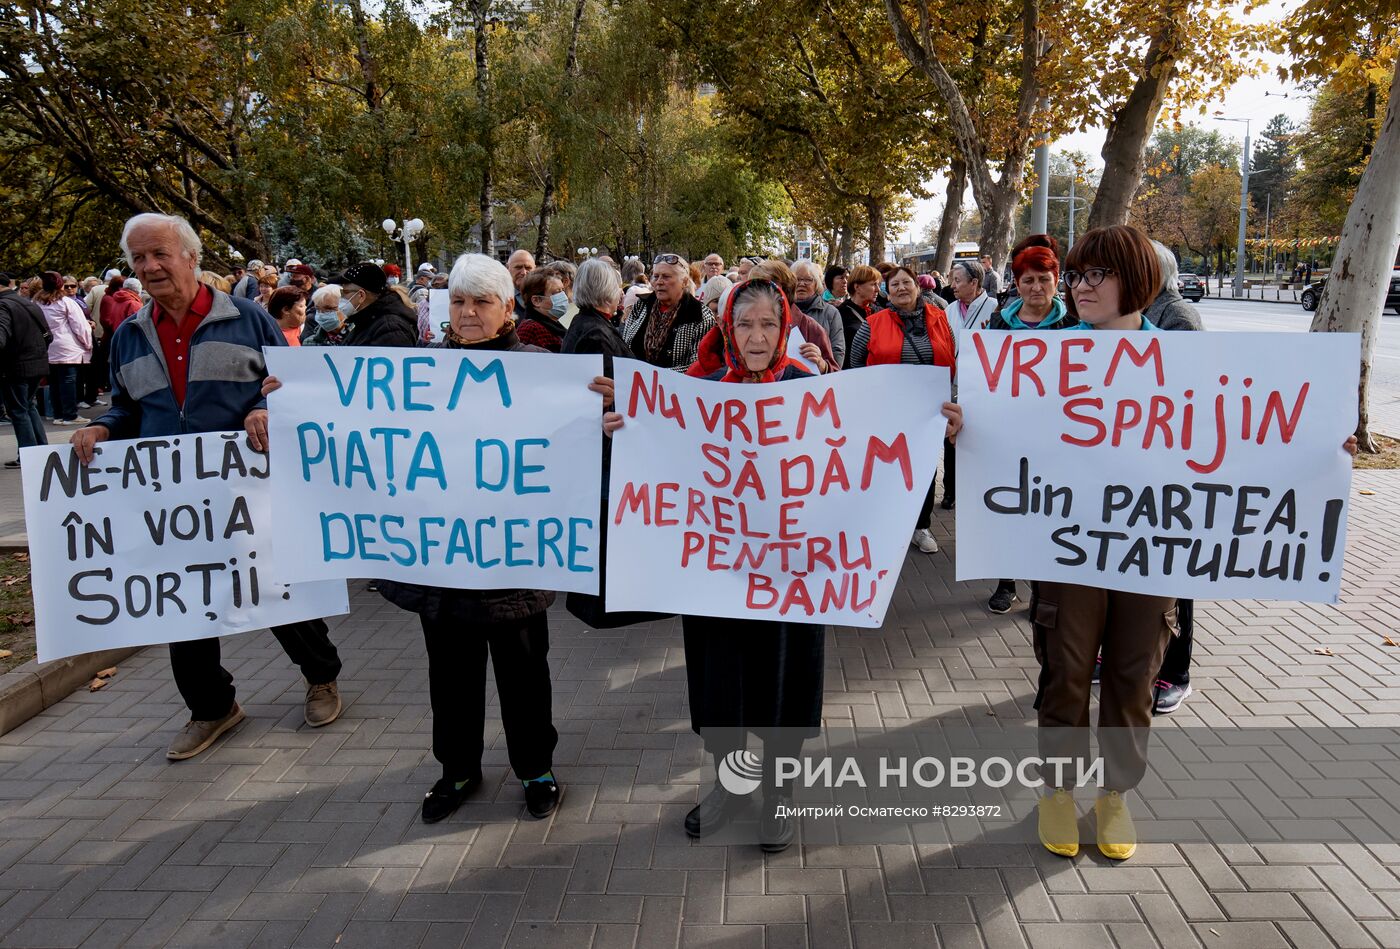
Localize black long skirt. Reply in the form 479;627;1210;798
681;616;825;754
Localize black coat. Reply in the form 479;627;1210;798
344;293;419;348
681;616;825;751
562;306;632;362
376;326;555;624
0;289;54;380
836;299;866;369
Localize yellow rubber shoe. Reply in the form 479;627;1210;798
1037;789;1079;858
1095;791;1137;860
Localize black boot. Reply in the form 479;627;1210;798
685;782;745;838
759;791;795;852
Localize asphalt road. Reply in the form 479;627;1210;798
1193;294;1400;433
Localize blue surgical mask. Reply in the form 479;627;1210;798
337;297;356;318
316;309;342;330
549;291;569;319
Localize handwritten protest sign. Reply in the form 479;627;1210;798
264;347;605;593
21;434;349;663
955;330;1360;602
606;359;952;626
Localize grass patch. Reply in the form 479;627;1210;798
0;553;35;674
1354;433;1400;470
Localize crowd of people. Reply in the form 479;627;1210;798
21;211;1355;862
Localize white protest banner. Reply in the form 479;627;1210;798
429;288;450;336
21;433;349;663
786;326;819;373
606;358;951;626
955;330;1360;602
265;346;605;593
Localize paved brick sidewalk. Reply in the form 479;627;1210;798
2;473;1400;948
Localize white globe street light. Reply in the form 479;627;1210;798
383;217;426;276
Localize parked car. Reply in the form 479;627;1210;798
1177;273;1204;302
1301;270;1400;313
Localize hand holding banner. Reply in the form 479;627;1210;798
955;330;1360;602
605;359;951;627
264;346;605;593
21;434;349;662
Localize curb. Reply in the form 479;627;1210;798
0;645;143;737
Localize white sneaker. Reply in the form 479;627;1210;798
77;401;92;409
53;416;91;426
911;529;939;553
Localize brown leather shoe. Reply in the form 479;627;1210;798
304;681;342;727
167;703;246;760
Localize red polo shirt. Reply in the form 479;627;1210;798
153;283;214;406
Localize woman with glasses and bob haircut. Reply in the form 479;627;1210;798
1030;223;1175;864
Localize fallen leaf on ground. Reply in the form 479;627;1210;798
1385;637;1399;647
1314;647;1334;656
1359;489;1376;496
0;649;12;659
1209;929;1220;937
95;667;117;679
12;553;27;562
88;677;107;691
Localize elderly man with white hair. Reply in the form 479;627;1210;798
69;213;346;761
791;260;846;367
506;248;536;318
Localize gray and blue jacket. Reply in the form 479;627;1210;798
93;289;284;438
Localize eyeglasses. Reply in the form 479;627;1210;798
653;254;683;266
1063;268;1115;289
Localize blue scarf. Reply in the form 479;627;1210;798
1074;314;1157;331
1000;296;1068;330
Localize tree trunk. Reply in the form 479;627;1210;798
836;218;854;266
1087;24;1181;229
933;159;966;273
865;195;886;264
1310;58;1400;452
977;181;1020;278
472;0;494;256
882;0;1040;280
535;173;555;260
534;0;586;262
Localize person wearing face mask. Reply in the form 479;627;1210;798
324;262;417;348
303;285;346;344
515;269;570;352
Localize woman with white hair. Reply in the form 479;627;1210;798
376;254;615;825
1143;242;1204;332
562;258;631;360
791;260;846;367
304;284;345;344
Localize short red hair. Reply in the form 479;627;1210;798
1011;233;1059;281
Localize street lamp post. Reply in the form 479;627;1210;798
382;217;425;275
1213;115;1251;298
